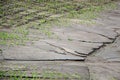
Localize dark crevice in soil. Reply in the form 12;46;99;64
0;49;4;60
94;33;115;40
49;50;66;55
0;75;81;80
74;51;87;57
86;44;105;56
86;30;120;58
78;40;112;44
45;42;85;57
86;66;91;80
0;75;41;79
78;29;116;40
3;58;84;61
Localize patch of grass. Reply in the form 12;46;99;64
0;32;20;40
0;28;28;45
0;0;117;45
68;38;73;41
111;77;117;80
0;70;81;80
34;1;117;29
14;27;29;36
67;2;117;20
42;70;81;79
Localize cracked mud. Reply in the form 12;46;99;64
0;1;120;80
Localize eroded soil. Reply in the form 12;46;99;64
0;0;120;80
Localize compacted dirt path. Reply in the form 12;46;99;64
0;1;120;80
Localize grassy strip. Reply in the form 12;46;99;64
0;32;20;40
0;0;117;45
0;27;29;45
0;70;81;80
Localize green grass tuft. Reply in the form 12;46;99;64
0;32;20;40
0;70;81;80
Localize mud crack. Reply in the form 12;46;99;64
45;41;86;57
0;49;4;60
86;30;120;58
